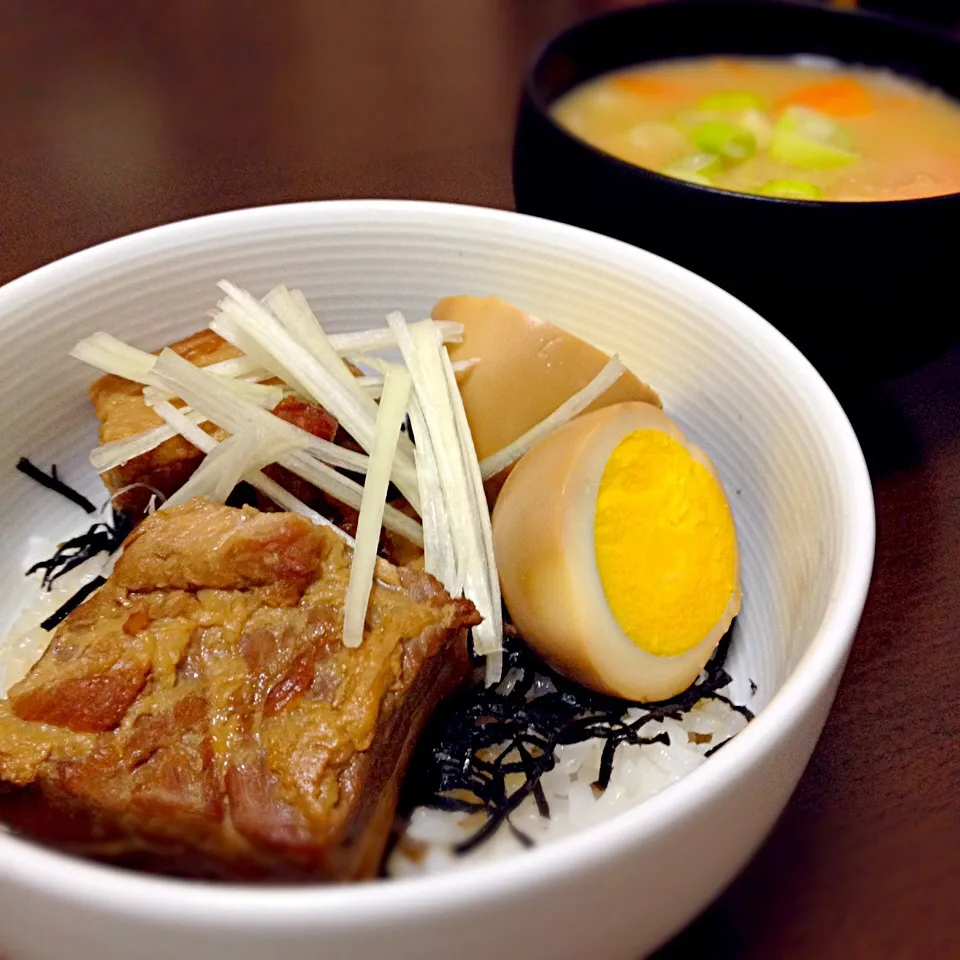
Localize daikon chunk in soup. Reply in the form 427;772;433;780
551;56;960;201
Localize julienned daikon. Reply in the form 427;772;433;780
342;365;412;648
211;282;421;512
147;350;422;545
149;397;345;537
386;312;503;681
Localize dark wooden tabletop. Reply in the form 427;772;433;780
1;2;957;958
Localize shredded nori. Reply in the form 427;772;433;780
401;628;754;854
26;510;132;591
39;576;107;631
17;457;134;630
16;458;96;514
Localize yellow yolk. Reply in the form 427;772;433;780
594;429;738;658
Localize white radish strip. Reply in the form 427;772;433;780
439;342;502;665
268;286;373;399
327;321;463;355
450;356;481;379
412;321;497;666
362;355;476;498
209;310;316;400
71;333;281;406
270;286;420;468
298;439;370;475
342;366;412;648
163;425;306;510
479;355;626;480
483;650;504;687
282;450;423;546
203;355;270;380
273;286;419;467
149;352;419;542
214;281;421;510
162;430;257;509
89;408;207;473
356;359;478;400
408;394;457;593
147;375;283;409
286;287;418;464
150;399;349;539
387;312;496;668
218;282;377;437
356;376;384;399
249;472;351;541
91;389;359;476
149;399;217;453
71;332;156;383
149;350;367;476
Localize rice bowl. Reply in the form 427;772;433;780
0;200;874;960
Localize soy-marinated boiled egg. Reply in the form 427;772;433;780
433;295;661;462
492;401;741;702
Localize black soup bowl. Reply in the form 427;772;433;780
513;0;960;389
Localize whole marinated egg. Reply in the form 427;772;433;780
492;401;741;702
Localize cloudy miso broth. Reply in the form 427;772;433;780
551;56;960;201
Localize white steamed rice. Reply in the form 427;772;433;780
388;690;747;877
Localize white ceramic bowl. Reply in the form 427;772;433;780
0;201;874;960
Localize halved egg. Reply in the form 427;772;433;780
434;295;661;462
492;401;741;702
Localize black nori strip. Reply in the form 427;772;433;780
596;737;620;792
23;506;132;633
704;736;736;759
26;510;132;591
400;625;755;856
16;458;96;513
32;512;130;588
39;575;106;630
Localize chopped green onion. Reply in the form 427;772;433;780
698;91;765;112
770;106;858;170
770;130;857;169
738;107;774;150
662;169;712;187
692;121;756;162
662;152;721;185
778;106;853;148
757;179;824;200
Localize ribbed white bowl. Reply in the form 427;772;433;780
0;201;874;960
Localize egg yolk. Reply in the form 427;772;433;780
593;429;737;658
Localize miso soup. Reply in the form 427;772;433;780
551;56;960;201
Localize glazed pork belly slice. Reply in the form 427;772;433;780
0;498;479;881
91;329;338;517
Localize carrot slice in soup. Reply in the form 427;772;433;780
611;75;680;99
782;79;873;117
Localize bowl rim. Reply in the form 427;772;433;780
520;0;960;207
0;199;875;925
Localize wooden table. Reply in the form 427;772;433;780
1;3;957;957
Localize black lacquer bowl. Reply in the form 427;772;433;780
514;0;960;387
